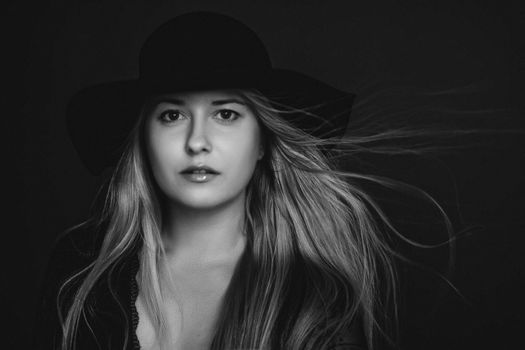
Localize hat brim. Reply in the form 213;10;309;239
66;69;355;175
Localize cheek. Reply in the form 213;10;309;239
145;130;181;180
227;128;261;176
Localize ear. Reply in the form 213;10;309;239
258;145;264;160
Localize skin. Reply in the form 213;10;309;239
144;89;264;260
139;90;264;349
145;90;263;212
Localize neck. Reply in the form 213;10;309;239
161;192;247;269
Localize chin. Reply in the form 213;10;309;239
169;191;220;206
171;189;245;210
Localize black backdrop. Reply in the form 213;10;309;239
3;1;524;349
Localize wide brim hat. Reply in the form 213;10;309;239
66;11;356;176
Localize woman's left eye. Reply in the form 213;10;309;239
215;109;240;123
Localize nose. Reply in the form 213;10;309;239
185;116;211;155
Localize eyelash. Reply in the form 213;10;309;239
158;109;241;124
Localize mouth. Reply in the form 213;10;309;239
180;165;220;175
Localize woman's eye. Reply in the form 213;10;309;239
216;109;240;122
158;110;184;123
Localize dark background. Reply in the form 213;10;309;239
3;1;524;349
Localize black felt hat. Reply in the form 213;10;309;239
66;11;356;175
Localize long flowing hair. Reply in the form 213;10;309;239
58;88;457;350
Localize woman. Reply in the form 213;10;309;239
34;11;423;350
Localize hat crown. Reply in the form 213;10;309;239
139;12;272;81
67;11;355;175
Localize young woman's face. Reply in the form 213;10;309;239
144;90;263;210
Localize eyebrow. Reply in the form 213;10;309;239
155;98;246;106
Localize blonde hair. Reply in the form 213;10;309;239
58;88;456;349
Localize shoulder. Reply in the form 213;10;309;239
328;330;367;350
42;221;105;291
52;220;103;256
32;221;106;349
327;315;368;350
50;220;106;264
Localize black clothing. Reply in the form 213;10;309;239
33;224;366;349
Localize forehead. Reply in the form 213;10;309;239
149;89;246;105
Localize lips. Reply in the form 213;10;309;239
180;165;220;174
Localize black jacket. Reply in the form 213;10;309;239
33;224;367;349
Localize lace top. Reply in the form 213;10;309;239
32;225;366;349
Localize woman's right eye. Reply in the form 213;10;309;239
158;110;184;123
